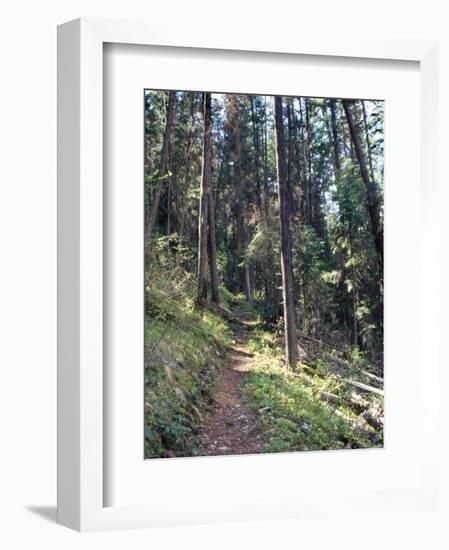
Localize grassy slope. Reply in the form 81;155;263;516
144;283;232;458
244;325;383;453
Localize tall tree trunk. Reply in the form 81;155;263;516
262;96;275;319
242;223;252;301
228;96;251;300
305;99;314;226
362;101;375;182
274;96;298;367
250;96;262;303
244;262;252;301
298;99;308;222
286;98;295;214
250;96;262;210
349;226;358;347
197;92;212;307
263;96;270;218
145;91;176;243
343;100;383;273
299;98;313;226
291;98;303;220
208;190;220;304
206;94;219;304
166;145;172;237
320;100;334;168
329;99;341;172
177;93;196;266
305;100;324;238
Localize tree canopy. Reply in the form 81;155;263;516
144;90;384;459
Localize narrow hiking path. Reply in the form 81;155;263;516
197;305;263;456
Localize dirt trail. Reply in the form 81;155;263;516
197;307;263;456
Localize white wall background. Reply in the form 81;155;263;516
1;1;447;548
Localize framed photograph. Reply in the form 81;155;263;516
58;18;440;531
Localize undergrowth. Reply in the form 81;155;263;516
144;252;232;458
244;330;383;453
144;239;383;458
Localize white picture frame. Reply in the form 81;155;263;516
57;17;440;531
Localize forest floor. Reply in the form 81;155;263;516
197;306;263;456
144;282;384;459
196;299;384;456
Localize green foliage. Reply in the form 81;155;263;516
247;217;279;261
143;91;384;458
244;353;381;453
348;345;369;369
243;328;382;452
144;258;231;458
144;90;384;362
247;329;278;356
218;284;240;310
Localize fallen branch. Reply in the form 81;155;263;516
360;370;384;388
325;355;383;383
342;378;384;397
320;391;383;431
318;356;384;393
334;410;380;444
320;391;341;406
320;391;368;414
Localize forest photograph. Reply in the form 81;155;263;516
144;89;384;459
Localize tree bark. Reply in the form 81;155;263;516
362;101;375;182
207;193;220;303
298;99;308;223
145;91;176;242
206;94;219;304
291;99;304;220
286;98;295;214
329;99;341;172
249;96;262;303
305;99;314;227
197;92;212;307
343;100;383;273
274;96;298;367
305;100;324;238
250;96;262;210
166;144;172;237
244;258;252;301
227;96;252;300
176;93;195;266
262;96;276;320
